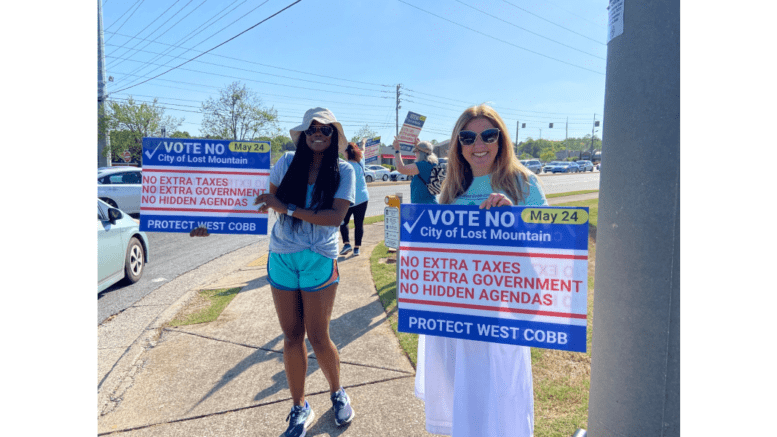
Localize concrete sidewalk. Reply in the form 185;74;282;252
98;220;429;436
97;192;598;436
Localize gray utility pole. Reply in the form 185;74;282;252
395;84;402;137
97;0;110;167
588;0;679;436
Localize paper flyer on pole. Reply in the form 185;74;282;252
397;204;589;352
397;111;426;152
138;137;270;235
364;137;380;164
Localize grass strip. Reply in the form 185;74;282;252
369;243;419;367
168;287;242;327
545;189;599;199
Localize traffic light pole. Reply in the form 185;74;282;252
587;0;680;435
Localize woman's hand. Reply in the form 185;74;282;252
392;137;400;151
480;193;513;210
190;225;210;237
254;192;287;214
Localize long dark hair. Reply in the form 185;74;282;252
345;142;363;162
274;128;341;230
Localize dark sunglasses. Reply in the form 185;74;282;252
305;125;334;137
458;128;500;146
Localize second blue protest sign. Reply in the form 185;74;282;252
397;204;590;352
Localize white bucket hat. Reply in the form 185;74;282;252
289;107;347;152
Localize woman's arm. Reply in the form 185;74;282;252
254;184;351;227
392;137;420;176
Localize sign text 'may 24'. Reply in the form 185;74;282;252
397;204;589;352
139;138;270;235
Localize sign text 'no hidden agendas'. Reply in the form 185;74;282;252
397;204;590;352
139;138;270;235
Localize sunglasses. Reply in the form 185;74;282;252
305;125;334;137
458;128;500;146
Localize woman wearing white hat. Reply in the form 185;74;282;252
252;107;356;437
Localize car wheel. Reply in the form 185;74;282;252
101;197;118;208
366;175;373;182
123;237;144;284
382;174;388;181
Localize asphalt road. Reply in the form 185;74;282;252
97;170;599;325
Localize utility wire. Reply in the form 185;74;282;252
397;0;603;75
105;0;147;44
111;0;303;94
109;0;210;77
453;0;604;59
503;0;606;41
105;0;142;31
107;0;201;71
106;32;392;88
115;0;258;84
543;0;606;29
106;0;183;66
107;52;391;94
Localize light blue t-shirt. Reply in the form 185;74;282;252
452;173;548;207
349;159;369;206
268;152;355;259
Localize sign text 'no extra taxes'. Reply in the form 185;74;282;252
139;138;270;235
397;204;589;352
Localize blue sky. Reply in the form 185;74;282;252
101;0;609;144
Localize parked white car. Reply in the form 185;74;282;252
363;168;377;183
98;199;149;293
98;167;142;214
365;165;390;181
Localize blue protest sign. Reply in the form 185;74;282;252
139;138;270;235
397;204;589;352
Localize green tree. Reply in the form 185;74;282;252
170;130;191;138
540;150;556;163
351;124;379;143
201;81;278;140
102;96;183;163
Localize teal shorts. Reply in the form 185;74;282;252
267;250;339;292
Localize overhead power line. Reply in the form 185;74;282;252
397;0;604;75
105;31;393;88
105;0;142;31
503;0;606;42
111;0;302;94
105;0;147;44
453;0;605;59
107;51;391;94
114;0;261;85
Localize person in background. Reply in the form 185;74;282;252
415;104;547;437
339;142;369;256
194;107;356;437
392;137;438;204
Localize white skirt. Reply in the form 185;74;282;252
415;334;534;437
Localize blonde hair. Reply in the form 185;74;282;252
439;104;535;205
415;141;438;164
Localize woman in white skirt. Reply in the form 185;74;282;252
415;104;548;437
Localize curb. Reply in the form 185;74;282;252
98;239;269;416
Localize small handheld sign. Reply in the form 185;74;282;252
397;112;426;152
364;137;380;164
397;204;589;352
139;137;270;235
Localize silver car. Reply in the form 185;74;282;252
576;160;594;172
98;167;142;214
366;165;391;181
98;199;149;293
520;159;543;174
